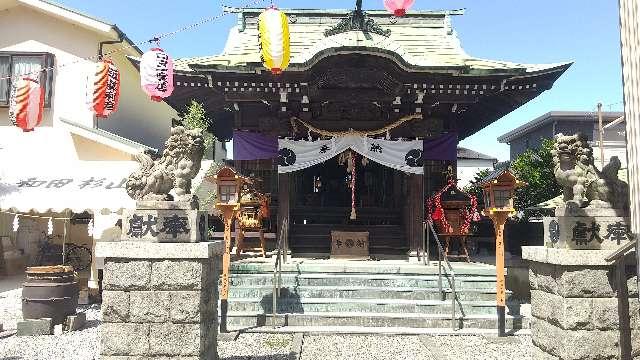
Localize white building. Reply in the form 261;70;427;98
0;0;223;285
457;147;498;188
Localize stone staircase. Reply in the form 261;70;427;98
222;261;529;333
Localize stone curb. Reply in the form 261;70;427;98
290;332;304;360
96;241;224;259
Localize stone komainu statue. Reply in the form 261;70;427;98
552;133;629;209
126;126;205;201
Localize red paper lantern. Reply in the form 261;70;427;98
384;0;415;17
8;77;44;132
92;59;120;118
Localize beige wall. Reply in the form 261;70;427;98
0;4;176;150
71;133;133;161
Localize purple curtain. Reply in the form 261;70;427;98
423;133;458;161
233;131;278;160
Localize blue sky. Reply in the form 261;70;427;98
58;0;624;161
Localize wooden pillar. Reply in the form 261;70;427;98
277;173;290;259
408;174;425;256
216;205;238;333
490;211;509;337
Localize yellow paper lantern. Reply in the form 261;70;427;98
258;6;290;75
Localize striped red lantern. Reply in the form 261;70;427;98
8;77;44;132
92;59;120;118
384;0;415;17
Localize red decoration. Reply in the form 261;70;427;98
92;59;120;118
350;152;357;220
8;77;44;132
384;0;415;17
425;178;479;235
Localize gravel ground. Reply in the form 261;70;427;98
424;335;534;360
218;333;294;360
301;335;433;360
301;334;534;360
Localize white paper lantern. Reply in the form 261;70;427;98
140;48;174;101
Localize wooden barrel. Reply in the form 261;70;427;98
22;265;79;325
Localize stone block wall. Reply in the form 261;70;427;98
529;260;640;360
100;257;218;360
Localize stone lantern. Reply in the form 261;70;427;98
479;168;525;337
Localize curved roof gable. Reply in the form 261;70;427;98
175;7;568;75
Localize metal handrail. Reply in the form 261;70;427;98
605;238;637;263
426;220;462;331
272;218;288;327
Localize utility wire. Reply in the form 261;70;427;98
0;0;266;82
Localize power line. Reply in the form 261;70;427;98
0;0;266;82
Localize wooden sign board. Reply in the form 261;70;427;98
331;231;369;259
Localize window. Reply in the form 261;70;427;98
494;189;512;208
0;53;54;107
219;184;237;203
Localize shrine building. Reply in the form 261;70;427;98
164;5;570;258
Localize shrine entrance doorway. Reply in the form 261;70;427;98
287;152;424;257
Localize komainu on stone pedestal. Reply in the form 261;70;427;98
126;126;205;202
552;133;629;209
545;133;632;250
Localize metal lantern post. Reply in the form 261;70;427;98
213;166;243;333
479;169;525;337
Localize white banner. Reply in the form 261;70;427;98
278;135;423;174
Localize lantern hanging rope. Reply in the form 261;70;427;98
258;6;291;75
291;114;422;138
0;0;267;83
91;59;121;118
9;77;44;132
384;0;415;17
140;47;175;101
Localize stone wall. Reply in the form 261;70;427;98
526;247;639;360
97;242;221;360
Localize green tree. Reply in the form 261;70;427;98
180;100;215;158
511;138;561;216
463;168;492;211
180;100;220;208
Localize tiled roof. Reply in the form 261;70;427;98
498;111;625;144
457;147;497;161
174;8;568;74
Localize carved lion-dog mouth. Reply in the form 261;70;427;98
559;152;576;171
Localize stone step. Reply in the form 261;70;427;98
228;285;506;301
226;297;521;316
229;262;498;276
228;273;498;289
224;312;530;330
222;325;533;336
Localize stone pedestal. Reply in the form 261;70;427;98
523;246;639;360
121;200;207;243
543;206;631;250
96;241;223;360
